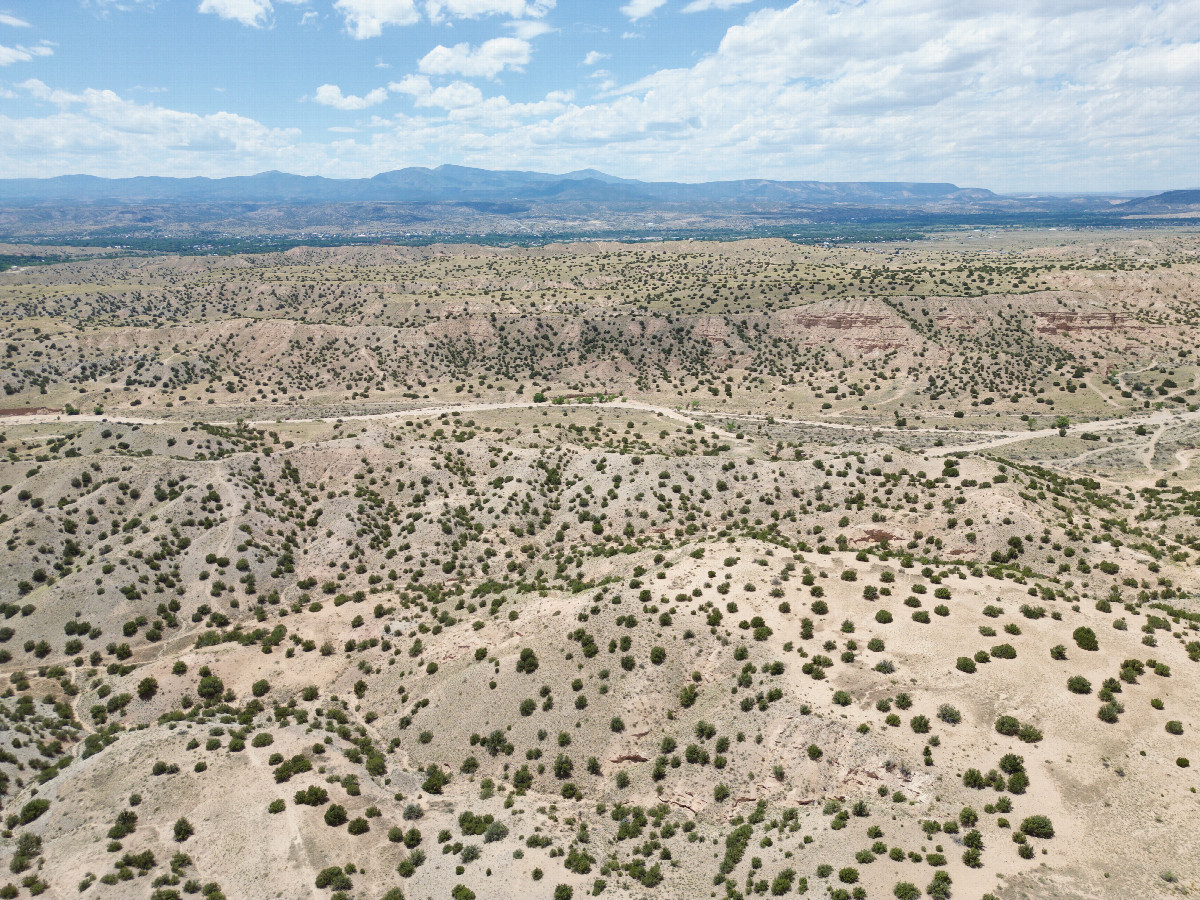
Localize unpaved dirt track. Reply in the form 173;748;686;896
9;398;1200;465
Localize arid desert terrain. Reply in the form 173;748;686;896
0;229;1196;900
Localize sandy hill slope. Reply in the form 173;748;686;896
0;231;1196;900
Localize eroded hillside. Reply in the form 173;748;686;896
0;231;1196;900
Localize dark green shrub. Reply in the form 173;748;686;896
1073;627;1098;651
197;675;224;699
422;765;449;794
1020;815;1054;838
1066;676;1091;694
927;870;953;900
458;811;492;836
295;785;329;806
770;869;796;896
17;799;48;825
999;753;1024;774
323;805;347;827
315;866;351;890
108;809;137;840
137;677;159;701
937;704;961;724
1017;723;1043;744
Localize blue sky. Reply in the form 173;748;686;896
1;0;1197;190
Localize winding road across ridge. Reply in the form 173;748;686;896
4;397;1200;463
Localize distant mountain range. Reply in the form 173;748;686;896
0;166;1191;243
1114;190;1200;214
0;165;999;207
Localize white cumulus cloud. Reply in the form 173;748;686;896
389;74;484;108
388;74;433;96
427;81;484;108
87;0;161;8
197;0;273;27
506;19;553;39
334;0;420;38
619;0;666;21
446;91;570;125
5;0;1200;191
582;50;608;65
426;0;554;20
682;0;753;10
5;79;303;176
313;83;389;109
419;37;531;78
0;42;52;66
0;14;30;27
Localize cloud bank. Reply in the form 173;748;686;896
3;0;1198;190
